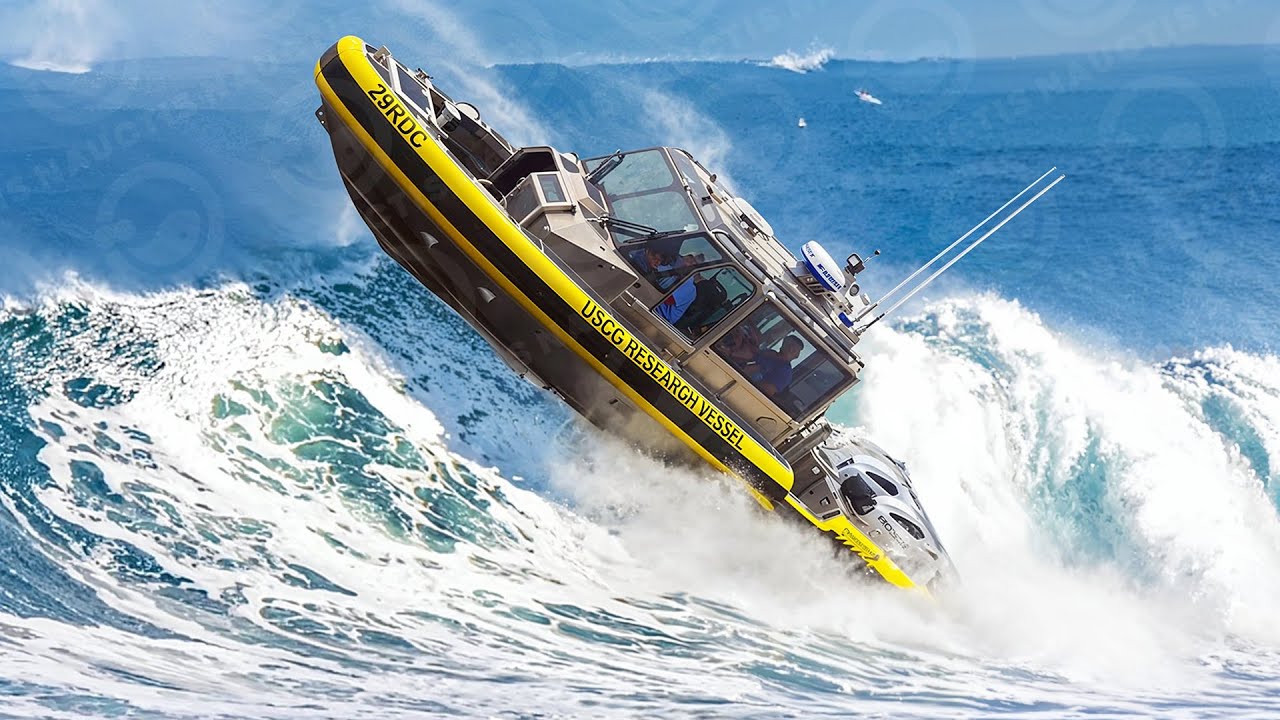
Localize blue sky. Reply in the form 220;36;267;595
1;0;1277;68
446;0;1280;63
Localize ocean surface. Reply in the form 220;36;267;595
1;31;1280;719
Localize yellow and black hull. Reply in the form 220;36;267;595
314;37;928;593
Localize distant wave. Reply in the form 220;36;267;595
8;57;92;73
5;0;108;75
762;47;835;73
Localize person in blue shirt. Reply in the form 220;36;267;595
743;335;802;397
656;275;697;323
652;252;706;324
717;326;803;397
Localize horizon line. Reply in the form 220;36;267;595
492;39;1280;70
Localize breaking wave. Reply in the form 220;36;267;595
762;47;836;74
839;294;1280;648
4;0;107;73
2;269;1278;716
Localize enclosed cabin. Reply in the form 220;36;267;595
486;144;877;447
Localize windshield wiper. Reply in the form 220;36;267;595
595;215;681;240
586;149;625;184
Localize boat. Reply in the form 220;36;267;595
797;117;807;128
312;36;1063;595
857;89;883;105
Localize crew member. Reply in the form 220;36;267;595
652;252;705;324
627;238;682;288
718;323;764;365
740;335;803;398
656;276;697;324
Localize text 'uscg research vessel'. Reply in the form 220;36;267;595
312;36;1063;596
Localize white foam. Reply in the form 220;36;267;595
835;293;1280;656
3;278;1280;714
1164;346;1280;477
763;47;836;74
4;279;651;712
333;202;367;247
5;0;110;74
9;58;92;74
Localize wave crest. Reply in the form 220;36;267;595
5;0;110;74
838;293;1280;644
763;46;836;73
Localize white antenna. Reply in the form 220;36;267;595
856;170;1065;334
854;167;1058;323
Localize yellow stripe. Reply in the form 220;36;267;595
783;496;921;592
315;37;791;500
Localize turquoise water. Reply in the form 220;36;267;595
1;32;1279;719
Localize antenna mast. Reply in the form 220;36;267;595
855;169;1065;334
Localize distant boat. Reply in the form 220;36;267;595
797;117;807;128
856;89;882;105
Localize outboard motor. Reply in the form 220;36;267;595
785;425;956;591
822;436;956;590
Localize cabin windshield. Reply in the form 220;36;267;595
588;149;701;239
713;304;853;418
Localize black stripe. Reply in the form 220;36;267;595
320;53;790;499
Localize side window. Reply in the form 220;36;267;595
622;234;724;292
652;266;753;342
713;305;853;417
669;152;702;190
394;64;433;119
784;351;854;417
